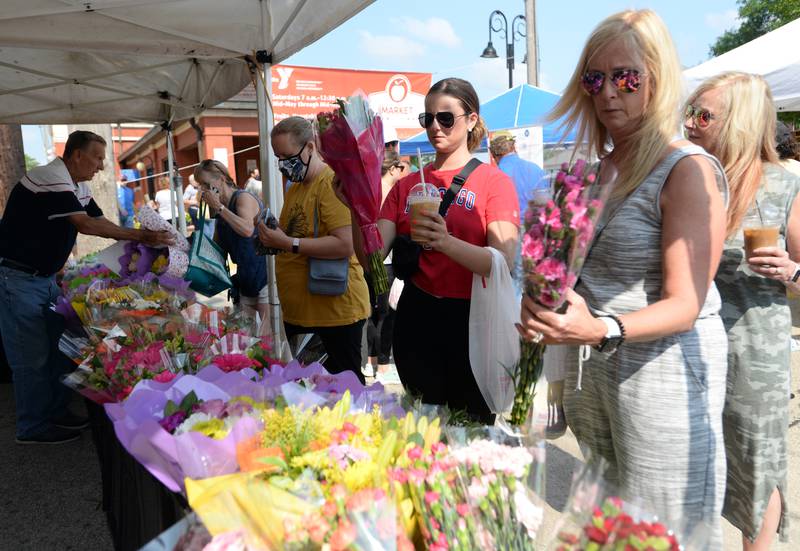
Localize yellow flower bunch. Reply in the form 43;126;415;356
190;418;228;440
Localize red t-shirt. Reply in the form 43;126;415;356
380;162;520;299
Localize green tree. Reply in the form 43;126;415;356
24;154;39;171
710;0;800;56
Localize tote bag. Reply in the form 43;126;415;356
185;202;232;297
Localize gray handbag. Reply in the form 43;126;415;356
308;195;349;296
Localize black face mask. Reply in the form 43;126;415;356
277;143;310;182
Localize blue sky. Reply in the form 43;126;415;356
23;0;740;163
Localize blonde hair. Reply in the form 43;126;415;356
194;159;236;188
685;72;778;236
550;9;683;200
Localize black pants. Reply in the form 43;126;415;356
284;319;367;384
393;282;493;424
367;266;395;364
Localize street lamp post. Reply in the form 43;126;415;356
480;10;527;89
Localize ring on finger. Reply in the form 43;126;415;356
532;332;544;344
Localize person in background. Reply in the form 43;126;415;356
383;124;400;154
0;130;173;444
154;177;175;223
363;149;405;384
340;78;520;423
117;175;136;228
245;167;262;197
685;72;800;551
518;10;729;544
776;121;800;177
183;173;200;228
256;117;370;383
490;131;547;210
194;160;270;326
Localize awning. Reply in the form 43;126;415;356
0;0;373;124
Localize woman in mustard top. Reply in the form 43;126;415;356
256;116;370;382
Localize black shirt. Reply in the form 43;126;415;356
0;158;103;275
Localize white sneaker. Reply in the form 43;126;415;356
376;366;401;385
361;363;376;378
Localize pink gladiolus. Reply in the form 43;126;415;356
539;205;563;232
329;520;357;551
407;446;423;460
573;158;587;177
521;232;545;262
425;491;440;505
536;258;567;282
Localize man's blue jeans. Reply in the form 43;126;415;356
0;266;69;437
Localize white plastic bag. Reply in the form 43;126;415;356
388;277;404;310
468;247;519;414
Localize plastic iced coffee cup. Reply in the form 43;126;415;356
741;206;781;274
408;182;441;244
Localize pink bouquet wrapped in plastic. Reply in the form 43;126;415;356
315;95;389;294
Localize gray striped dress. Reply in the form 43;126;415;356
716;163;800;543
563;144;729;548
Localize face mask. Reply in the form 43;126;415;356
278;143;310;182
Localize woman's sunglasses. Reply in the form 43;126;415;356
418;111;470;129
581;68;644;96
684;105;715;128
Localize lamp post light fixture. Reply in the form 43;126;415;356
480;10;527;89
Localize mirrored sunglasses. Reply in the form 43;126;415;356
685;105;715;128
581;68;644;96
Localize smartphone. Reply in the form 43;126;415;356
254;208;281;256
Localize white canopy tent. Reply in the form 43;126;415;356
0;0;374;335
683;18;800;111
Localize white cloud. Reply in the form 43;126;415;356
705;9;740;33
460;57;529;102
394;16;461;48
357;30;426;61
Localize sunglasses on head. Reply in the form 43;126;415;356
684;105;715;128
581;68;644;96
418;111;470;129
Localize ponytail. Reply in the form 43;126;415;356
468;116;487;152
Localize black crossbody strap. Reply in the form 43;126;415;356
438;158;482;217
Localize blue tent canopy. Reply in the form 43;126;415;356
399;84;576;155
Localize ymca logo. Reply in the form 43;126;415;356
276;67;294;90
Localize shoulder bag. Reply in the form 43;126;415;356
392;158;482;280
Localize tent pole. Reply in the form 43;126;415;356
255;58;283;341
165;124;187;235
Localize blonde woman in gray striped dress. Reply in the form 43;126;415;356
686;72;800;551
519;10;729;547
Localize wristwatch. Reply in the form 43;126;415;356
593;315;625;354
291;237;300;254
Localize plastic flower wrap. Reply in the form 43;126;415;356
314;94;389;294
105;365;267;492
511;159;615;426
444;425;546;550
550;460;711;551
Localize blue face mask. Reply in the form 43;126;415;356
277;143;309;183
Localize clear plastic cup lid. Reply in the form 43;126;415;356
409;182;440;198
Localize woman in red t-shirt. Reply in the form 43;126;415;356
341;78;519;422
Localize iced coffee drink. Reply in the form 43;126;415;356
408;183;441;244
743;226;779;260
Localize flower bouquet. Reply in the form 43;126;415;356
186;395;435;549
445;425;546;550
511;159;614;426
315;94;389;294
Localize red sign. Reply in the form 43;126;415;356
270;65;432;139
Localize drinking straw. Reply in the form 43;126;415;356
755;199;764;225
417;148;426;190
